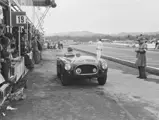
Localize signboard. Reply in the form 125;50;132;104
16;15;26;24
12;11;27;27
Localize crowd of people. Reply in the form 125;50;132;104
0;23;43;87
47;41;63;50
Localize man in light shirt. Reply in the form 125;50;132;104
96;39;103;60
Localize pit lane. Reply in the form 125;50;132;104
0;49;158;120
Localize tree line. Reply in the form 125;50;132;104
45;34;159;42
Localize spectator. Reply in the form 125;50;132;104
32;36;40;64
0;24;5;73
37;40;42;60
96;39;103;60
155;39;159;49
60;41;63;49
135;37;147;79
1;37;11;81
0;24;12;81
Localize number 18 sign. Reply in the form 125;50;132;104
12;12;27;27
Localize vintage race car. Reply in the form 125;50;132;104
56;53;108;86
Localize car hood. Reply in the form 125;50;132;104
70;56;98;64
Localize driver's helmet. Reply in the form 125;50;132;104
67;47;73;52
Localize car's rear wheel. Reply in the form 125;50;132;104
97;74;107;85
60;72;70;86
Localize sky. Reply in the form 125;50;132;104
42;0;159;35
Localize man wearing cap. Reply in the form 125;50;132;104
135;37;147;79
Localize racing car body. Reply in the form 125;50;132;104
56;53;108;86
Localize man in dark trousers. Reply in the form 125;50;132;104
155;39;159;49
135;37;147;79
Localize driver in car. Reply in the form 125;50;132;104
64;47;75;57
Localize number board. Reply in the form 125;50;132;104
16;15;26;24
12;12;27;27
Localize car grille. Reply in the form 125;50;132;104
75;65;98;75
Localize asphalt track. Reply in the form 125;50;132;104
73;43;159;68
1;49;159;120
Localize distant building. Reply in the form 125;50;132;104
88;41;92;44
63;40;74;44
101;39;112;42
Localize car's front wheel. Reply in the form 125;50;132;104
97;75;107;85
57;65;60;78
60;72;70;86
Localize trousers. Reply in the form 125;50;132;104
138;66;147;78
96;50;102;60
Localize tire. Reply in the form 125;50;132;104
97;75;107;85
56;65;60;78
60;72;70;86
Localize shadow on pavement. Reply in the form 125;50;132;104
144;78;159;84
49;77;100;88
107;61;159;84
107;61;138;76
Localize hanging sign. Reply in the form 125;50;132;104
12;12;27;27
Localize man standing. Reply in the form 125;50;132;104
0;24;5;73
155;39;159;49
96;39;103;60
60;41;63;49
0;24;8;72
32;35;40;64
135;37;147;79
0;24;13;81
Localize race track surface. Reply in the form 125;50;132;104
1;49;159;120
74;44;159;68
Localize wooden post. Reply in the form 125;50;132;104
18;26;21;56
26;20;28;41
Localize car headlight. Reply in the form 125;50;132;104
76;68;81;74
101;62;107;69
64;64;71;70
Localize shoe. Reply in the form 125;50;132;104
142;76;147;79
139;76;147;79
137;76;141;78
